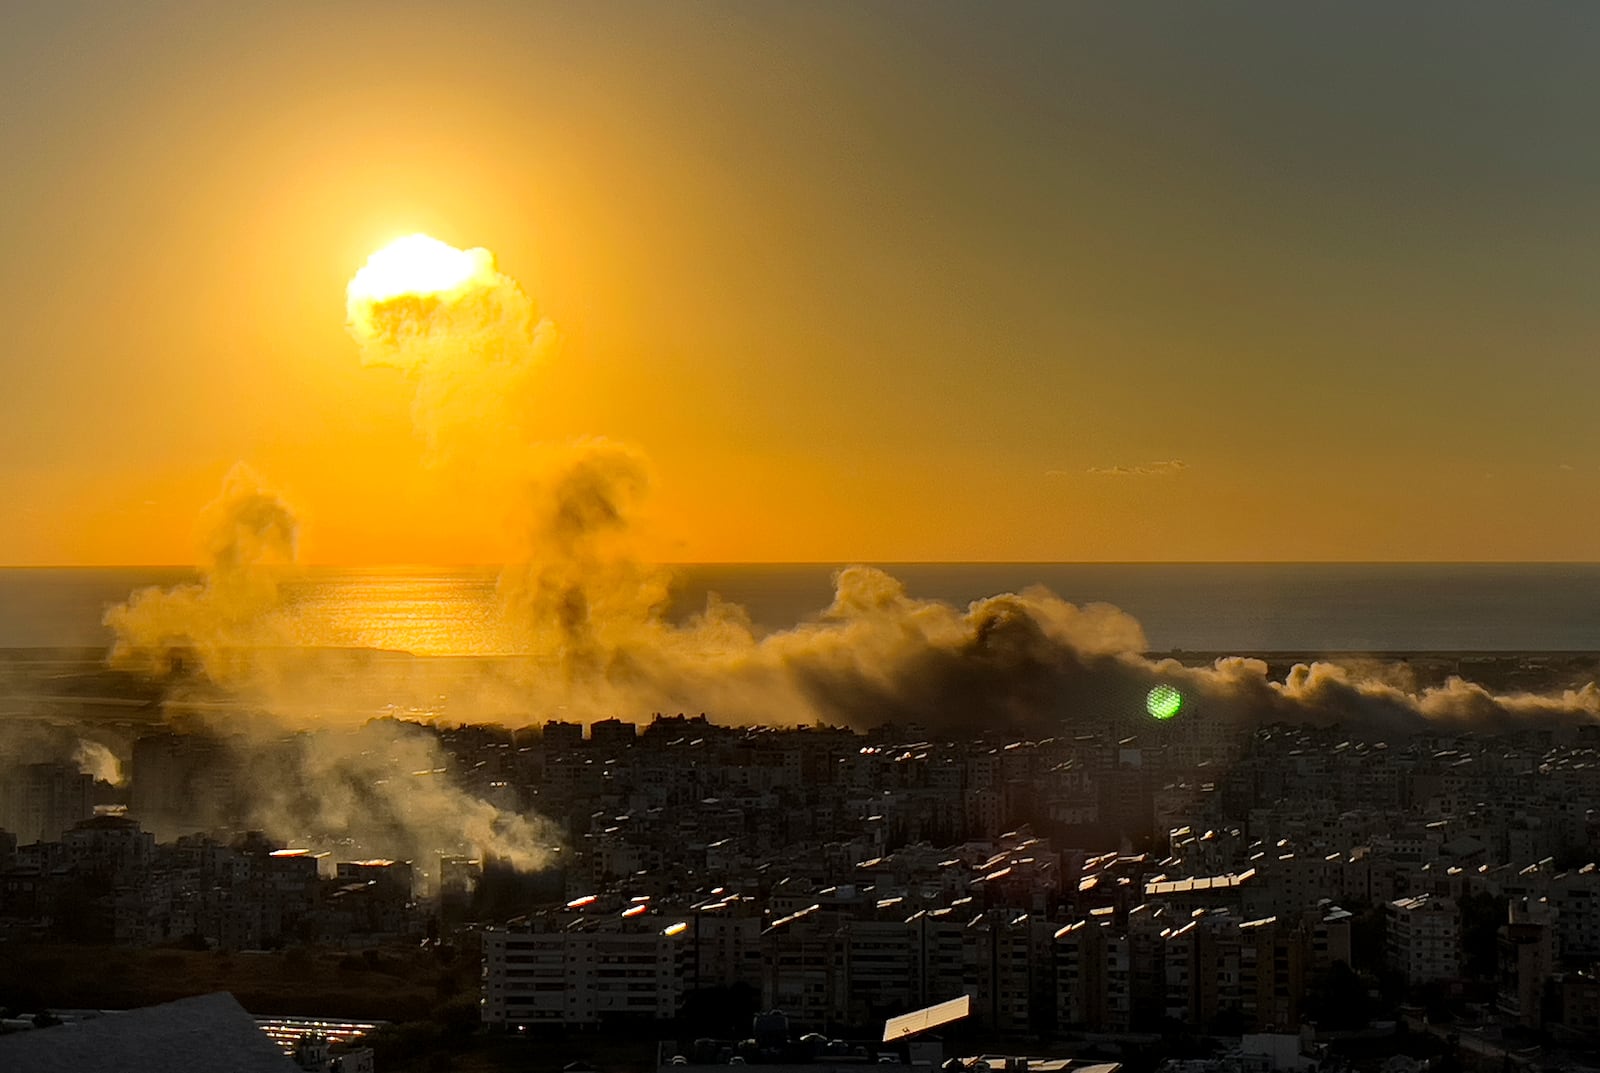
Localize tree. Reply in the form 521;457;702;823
1303;961;1372;1030
1349;901;1387;975
1459;891;1507;980
678;983;760;1039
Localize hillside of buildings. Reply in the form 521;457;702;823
6;665;1600;1069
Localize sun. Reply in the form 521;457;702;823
347;234;483;304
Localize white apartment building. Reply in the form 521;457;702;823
1386;894;1460;984
482;916;689;1026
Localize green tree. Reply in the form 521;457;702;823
1303;961;1372;1030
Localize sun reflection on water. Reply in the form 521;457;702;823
280;568;509;656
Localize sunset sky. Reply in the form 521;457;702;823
4;3;1600;565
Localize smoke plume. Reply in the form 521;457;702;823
104;462;297;683
0;719;127;786
347;233;558;465
71;739;125;786
228;718;554;871
102;461;558;870
496;439;670;667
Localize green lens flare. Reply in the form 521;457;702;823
1146;685;1183;720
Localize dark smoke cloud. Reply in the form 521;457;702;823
651;575;1599;737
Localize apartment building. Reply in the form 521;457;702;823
482;914;690;1026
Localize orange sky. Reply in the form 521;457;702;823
5;5;1600;565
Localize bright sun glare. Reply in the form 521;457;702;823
347;233;481;304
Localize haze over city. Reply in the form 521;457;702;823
5;5;1600;1073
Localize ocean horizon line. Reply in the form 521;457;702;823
6;562;1600;652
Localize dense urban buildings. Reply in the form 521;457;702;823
9;698;1600;1070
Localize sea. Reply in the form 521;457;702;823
3;564;1600;655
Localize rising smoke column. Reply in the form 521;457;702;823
102;463;558;869
494;438;675;671
105;462;298;684
0;719;127;788
346;235;673;670
347;233;559;465
229;718;556;872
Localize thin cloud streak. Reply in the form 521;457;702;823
1068;460;1189;478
